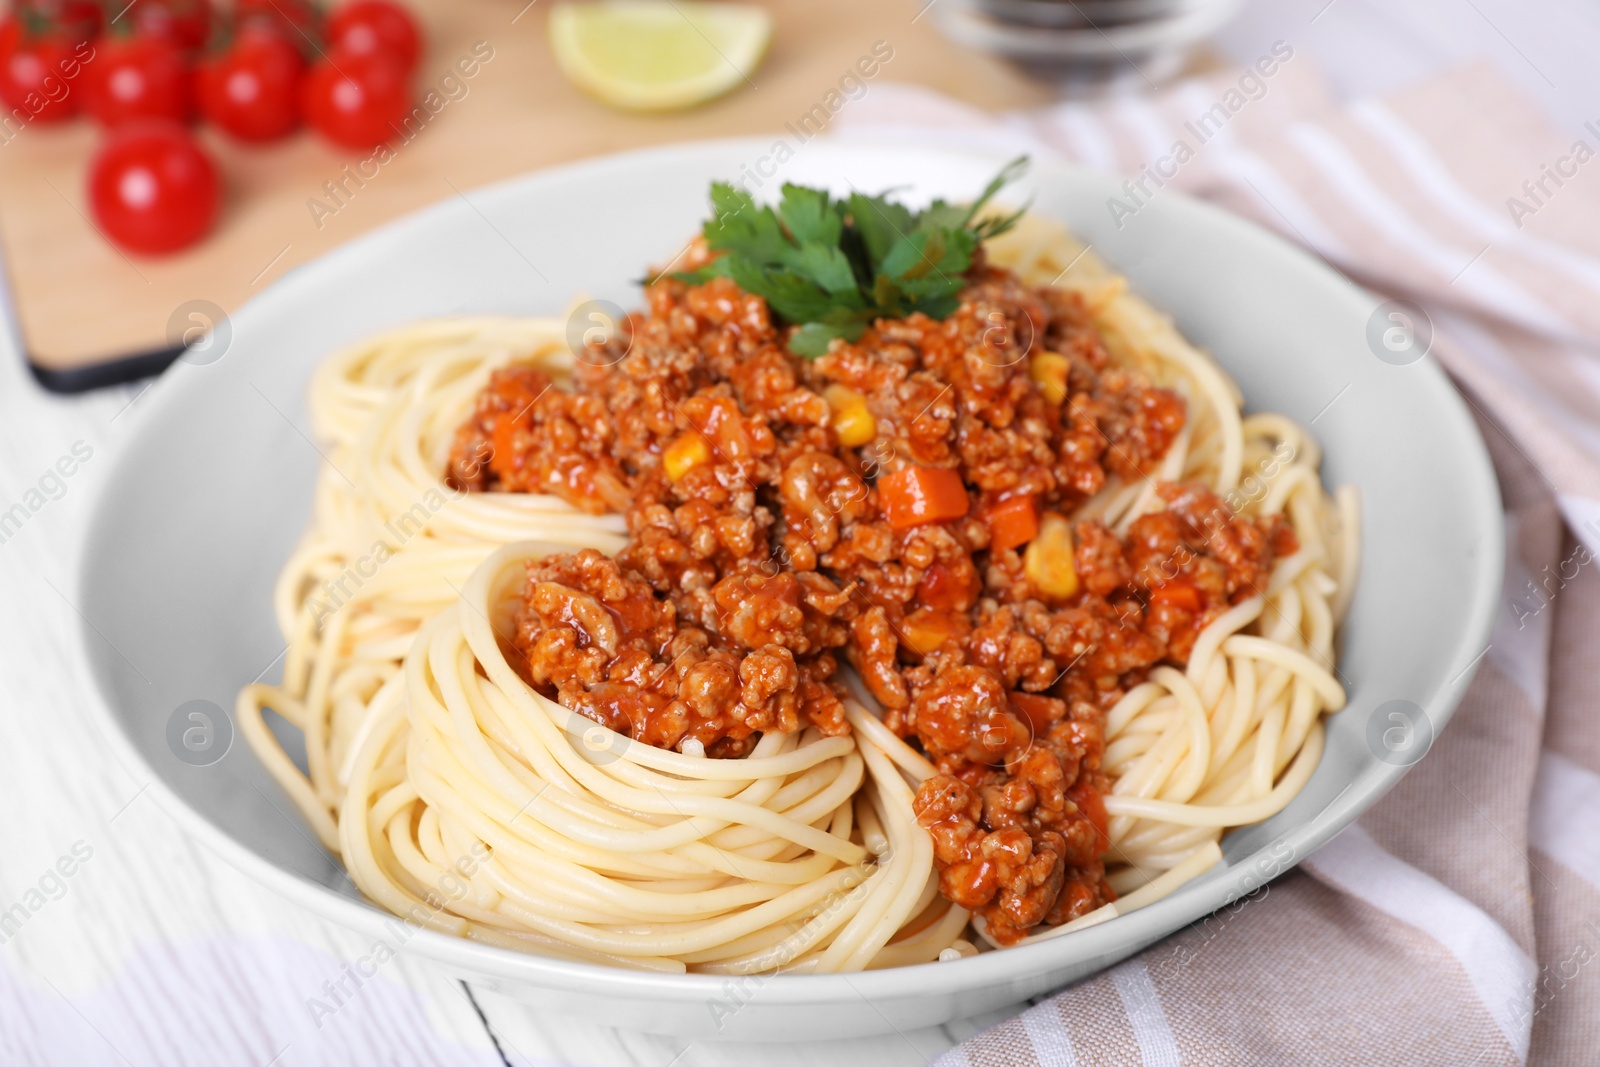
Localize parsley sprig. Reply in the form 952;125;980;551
677;157;1030;357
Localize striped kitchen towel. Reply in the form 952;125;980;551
834;56;1600;1067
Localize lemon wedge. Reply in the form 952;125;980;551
549;0;773;112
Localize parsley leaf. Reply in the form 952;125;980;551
677;157;1029;357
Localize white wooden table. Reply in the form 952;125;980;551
0;1;1587;1063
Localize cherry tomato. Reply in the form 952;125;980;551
125;0;213;52
327;1;421;72
88;121;222;255
235;0;321;49
195;25;304;141
82;32;193;127
300;51;410;150
0;18;86;123
17;0;101;45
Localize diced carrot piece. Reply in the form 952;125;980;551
489;417;522;480
984;494;1039;553
1150;579;1202;614
879;465;969;530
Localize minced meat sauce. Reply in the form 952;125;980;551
444;244;1294;944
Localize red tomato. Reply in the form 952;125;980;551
915;561;978;613
126;0;214;51
195;26;304;141
300;51;410;150
327;1;421;72
82;32;193;127
0;19;86;122
983;493;1039;553
18;0;102;45
1009;691;1063;738
88;121;222;255
235;0;322;48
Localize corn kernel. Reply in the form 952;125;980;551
1029;352;1071;406
823;384;877;448
1024;512;1080;599
663;432;711;481
902;608;956;655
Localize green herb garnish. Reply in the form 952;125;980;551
677;157;1030;357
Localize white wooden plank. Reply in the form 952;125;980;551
0;275;507;1066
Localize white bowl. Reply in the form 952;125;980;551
78;140;1501;1042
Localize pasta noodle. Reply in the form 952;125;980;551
239;215;1357;970
238;319;626;851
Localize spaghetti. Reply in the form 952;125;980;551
239;206;1357;971
970;220;1359;943
238;319;625;850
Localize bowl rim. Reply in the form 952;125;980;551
78;137;1504;1007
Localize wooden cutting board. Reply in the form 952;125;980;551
1;0;1057;390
